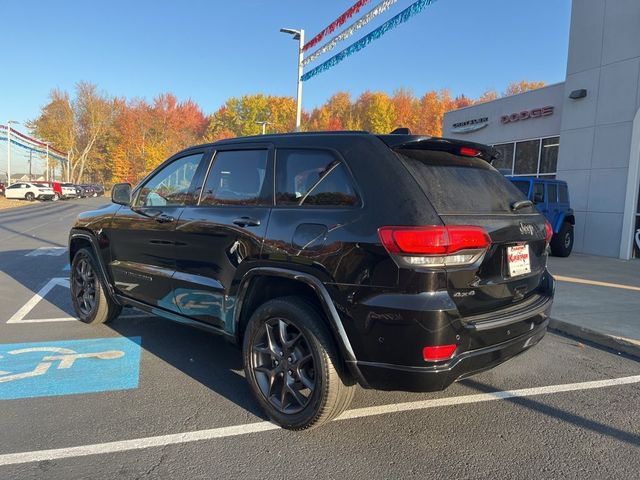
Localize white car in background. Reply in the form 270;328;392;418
4;182;56;201
60;183;79;199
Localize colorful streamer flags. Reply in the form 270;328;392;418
0;124;67;162
302;0;372;52
301;0;438;82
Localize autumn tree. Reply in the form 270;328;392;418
503;80;546;97
29;83;116;183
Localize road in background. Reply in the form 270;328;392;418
0;198;638;479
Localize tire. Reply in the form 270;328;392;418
70;248;122;324
550;222;574;257
25;192;35;201
243;296;355;430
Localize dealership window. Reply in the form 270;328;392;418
492;136;559;178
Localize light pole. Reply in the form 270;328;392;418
6;120;19;185
280;28;305;132
256;120;270;135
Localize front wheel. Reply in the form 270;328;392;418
550;222;574;257
70;248;122;324
243;297;354;430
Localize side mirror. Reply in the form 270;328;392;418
112;183;132;206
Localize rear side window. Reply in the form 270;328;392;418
396;149;532;215
200;150;269;206
275;149;359;207
512;181;530;197
547;183;558;204
559;184;569;203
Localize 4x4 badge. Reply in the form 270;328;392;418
519;223;535;236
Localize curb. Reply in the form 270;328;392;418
549;318;640;359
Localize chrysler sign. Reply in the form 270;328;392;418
501;106;554;124
451;117;489;134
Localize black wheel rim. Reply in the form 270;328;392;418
250;318;316;415
73;258;97;316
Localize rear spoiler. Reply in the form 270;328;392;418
377;134;500;163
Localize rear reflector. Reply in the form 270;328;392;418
378;226;491;255
423;344;457;362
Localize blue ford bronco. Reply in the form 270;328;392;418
509;177;575;257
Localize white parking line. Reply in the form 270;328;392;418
555;275;640;293
0;374;638;467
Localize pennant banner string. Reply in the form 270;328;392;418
302;0;438;82
303;0;372;52
303;0;398;67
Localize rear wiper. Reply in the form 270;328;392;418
511;199;534;211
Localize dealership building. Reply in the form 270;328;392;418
443;0;640;260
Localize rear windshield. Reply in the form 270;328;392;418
511;180;531;197
396;149;533;215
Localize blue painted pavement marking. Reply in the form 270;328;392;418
0;337;141;400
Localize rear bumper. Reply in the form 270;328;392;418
353;319;548;392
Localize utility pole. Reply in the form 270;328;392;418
280;28;305;132
28;150;33;180
44;143;50;181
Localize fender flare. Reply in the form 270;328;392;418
554;209;575;232
68;230;121;304
233;267;357;364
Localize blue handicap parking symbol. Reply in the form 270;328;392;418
0;337;141;400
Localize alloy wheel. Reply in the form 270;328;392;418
250;318;317;415
73;258;97;316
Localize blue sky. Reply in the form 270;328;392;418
1;0;571;126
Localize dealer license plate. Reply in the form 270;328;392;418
507;244;531;277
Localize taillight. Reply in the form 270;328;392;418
544;221;553;244
378;226;491;267
423;344;457;362
459;147;481;157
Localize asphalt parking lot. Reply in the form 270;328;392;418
0;197;638;479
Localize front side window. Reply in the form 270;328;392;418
200;150;268;206
136;153;203;207
276;149;359;207
559;184;569;203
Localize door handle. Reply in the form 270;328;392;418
233;216;261;227
154;213;175;224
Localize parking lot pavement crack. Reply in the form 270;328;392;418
137;445;169;479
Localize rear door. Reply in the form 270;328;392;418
546;182;560;230
172;146;273;328
395;147;548;317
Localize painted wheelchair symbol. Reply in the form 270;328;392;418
0;347;125;383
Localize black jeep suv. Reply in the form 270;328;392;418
69;131;554;429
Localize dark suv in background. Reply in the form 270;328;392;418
69;132;554;429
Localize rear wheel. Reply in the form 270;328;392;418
70;248;122;324
25;192;35;201
550;222;574;257
243;296;354;430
